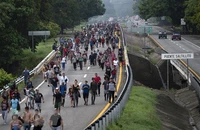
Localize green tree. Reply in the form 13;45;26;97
137;0;186;25
0;69;14;89
184;0;200;33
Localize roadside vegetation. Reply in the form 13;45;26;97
134;0;200;33
107;86;162;130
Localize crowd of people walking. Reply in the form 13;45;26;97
1;21;123;130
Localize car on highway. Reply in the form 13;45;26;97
158;31;167;39
172;33;181;40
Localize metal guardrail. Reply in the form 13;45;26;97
84;25;133;130
0;50;57;94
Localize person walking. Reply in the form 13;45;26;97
61;56;66;71
34;89;44;113
49;108;64;130
94;73;101;96
102;77;109;101
32;109;44;130
51;74;59;94
1;97;10;124
1;88;9;101
71;80;80;107
72;55;77;70
22;67;30;85
10;95;19;116
78;55;83;70
22;106;32;130
82;81;90;106
59;82;67;107
10;114;23;130
108;78;116;103
53;88;62;113
90;78;98;105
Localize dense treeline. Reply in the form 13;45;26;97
135;0;200;33
0;0;105;70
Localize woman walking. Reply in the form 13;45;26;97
71;80;80;107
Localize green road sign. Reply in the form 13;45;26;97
138;26;152;34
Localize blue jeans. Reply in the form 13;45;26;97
2;110;8;123
62;62;65;70
23;123;31;130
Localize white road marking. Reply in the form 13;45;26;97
0;80;45;116
79;82;82;86
87;67;90;70
176;44;178;46
182;48;185;50
84;74;87;78
182;37;200;50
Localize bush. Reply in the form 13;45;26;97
0;69;15;89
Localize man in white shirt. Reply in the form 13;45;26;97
58;73;69;90
113;58;119;68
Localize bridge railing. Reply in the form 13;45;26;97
0;49;57;94
84;25;133;130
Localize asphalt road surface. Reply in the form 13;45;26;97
0;44;121;130
151;32;200;77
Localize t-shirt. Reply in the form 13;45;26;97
60;85;66;96
1;100;9;110
29;90;35;98
26;81;33;89
35;93;43;103
94;76;101;83
103;81;109;90
51;77;59;87
106;67;111;75
53;93;62;103
54;67;60;74
90;82;97;92
108;82;116;91
50;114;62;127
11;99;19;109
82;84;90;94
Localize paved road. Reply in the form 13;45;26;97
0;44;122;130
150;26;200;77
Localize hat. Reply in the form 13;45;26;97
56;87;59;90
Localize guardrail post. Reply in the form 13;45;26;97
102;115;106;130
99;118;103;130
91;124;95;130
106;113;109;127
95;121;99;130
111;108;115;123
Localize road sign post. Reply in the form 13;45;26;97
28;31;50;52
161;53;194;91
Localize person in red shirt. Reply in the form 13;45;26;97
94;73;101;96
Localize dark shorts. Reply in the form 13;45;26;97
54;102;61;108
83;93;89;99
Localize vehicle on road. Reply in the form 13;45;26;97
172;33;181;40
158;31;167;39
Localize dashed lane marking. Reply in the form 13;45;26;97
79;82;82;86
84;74;87;78
87;67;90;70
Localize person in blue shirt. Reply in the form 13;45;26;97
60;82;67;107
22;67;30;85
82;81;90;106
10;95;19;116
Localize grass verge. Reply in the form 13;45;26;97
107;86;162;130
